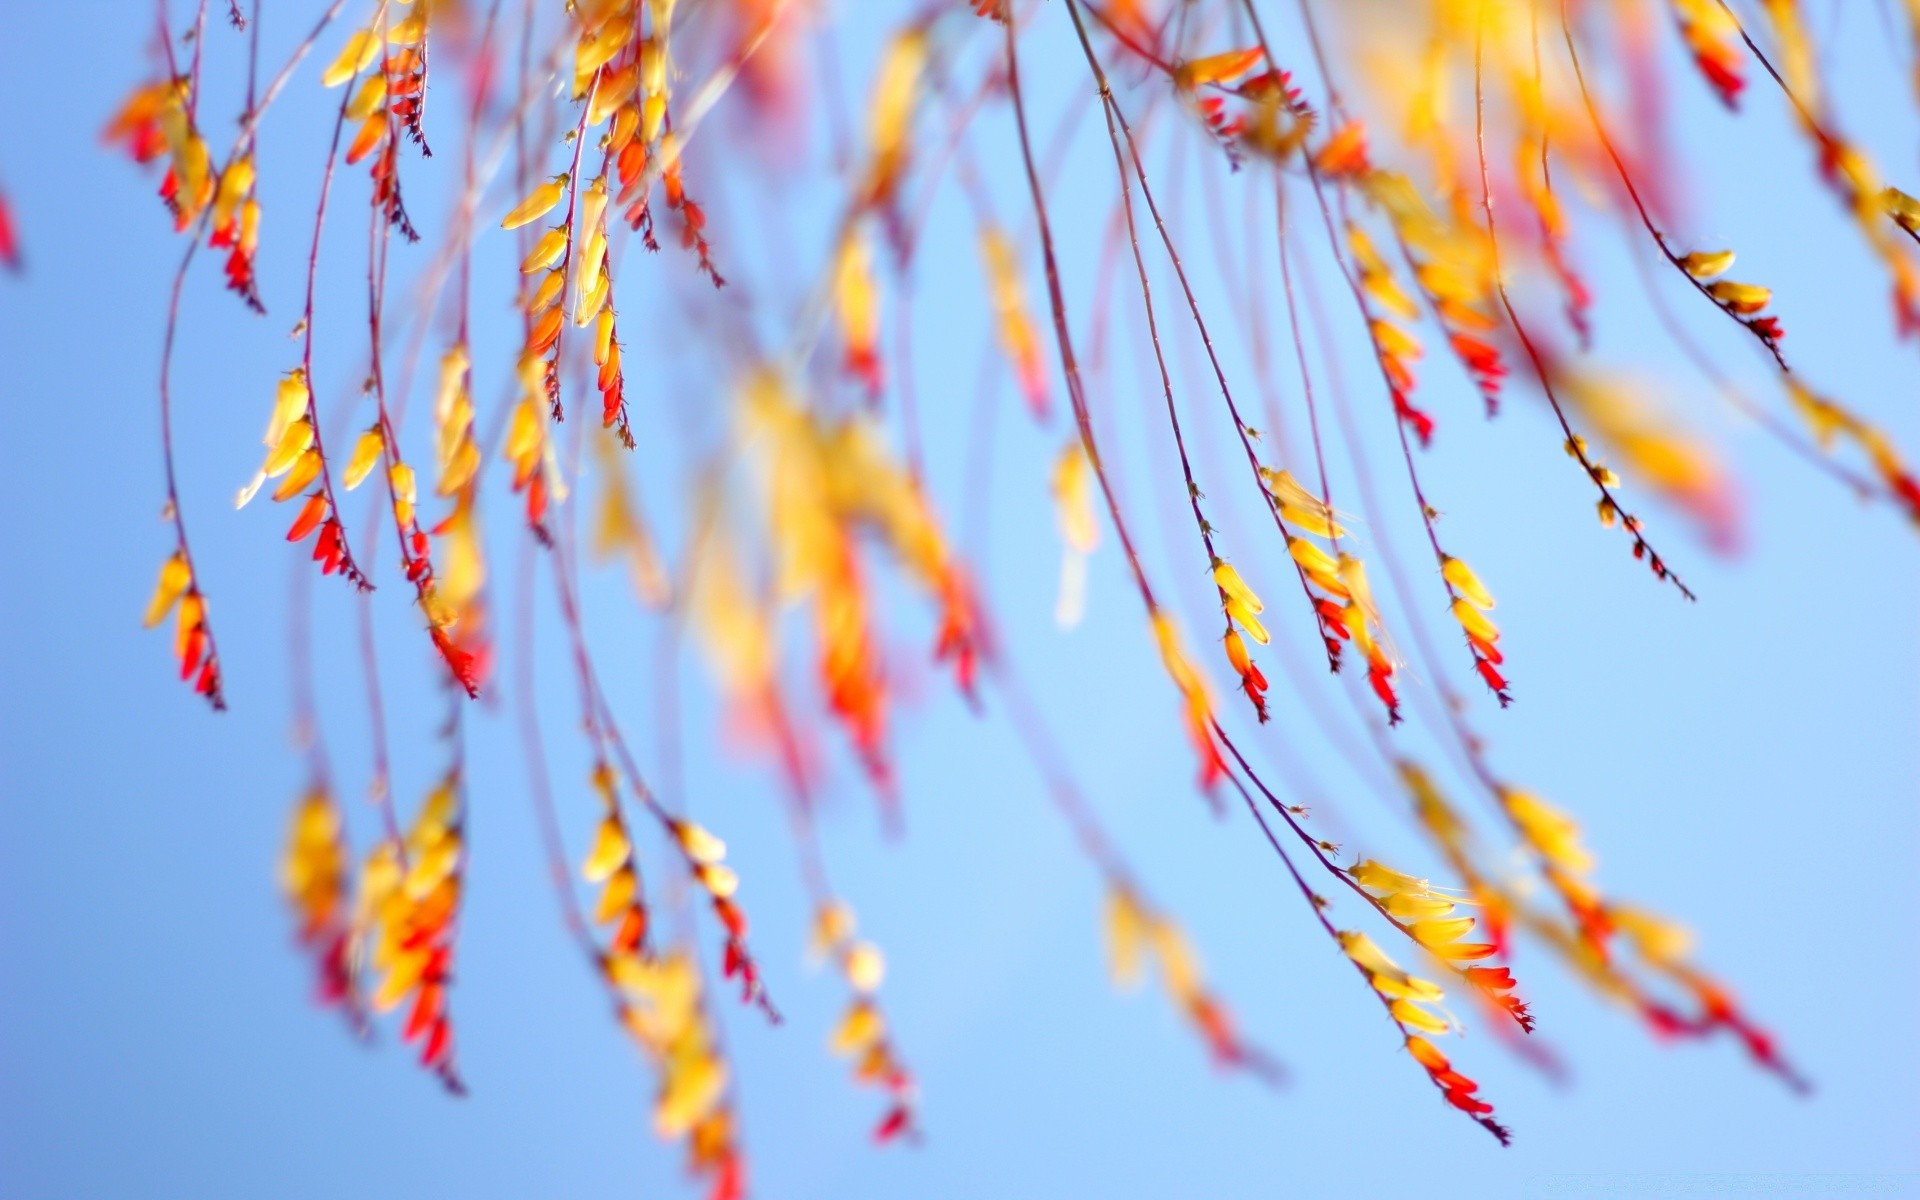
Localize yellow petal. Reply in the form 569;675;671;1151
1449;598;1499;644
695;862;739;899
1390;998;1451;1035
263;418;314;478
582;817;629;883
502;175;569;230
1410;916;1476;948
1679;249;1735;280
342;426;384;490
845;942;885;993
1707;279;1772;313
829;1000;885;1056
673;820;727;864
321;30;381;88
1211;560;1264;615
520;227;568;274
595;865;637;924
143;554;192;628
1440;556;1494;610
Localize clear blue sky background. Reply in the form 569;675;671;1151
1;2;1916;1198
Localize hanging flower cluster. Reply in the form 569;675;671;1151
77;0;1920;1188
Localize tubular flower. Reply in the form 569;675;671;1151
281;785;361;1025
980;226;1048;418
1370;176;1509;411
859;29;927;209
358;774;467;1093
1260;468;1345;540
1336;553;1401;721
1106;887;1276;1079
1051;440;1099;628
835;226;884;396
143;550;224;708
0;185;19;272
1668;0;1745;107
321;29;382;88
1150;612;1226;791
503;355;553;530
503;173;569;230
592;432;671;609
594;296;632;442
813;903;917;1143
1313;120;1370;178
1348;222;1435;445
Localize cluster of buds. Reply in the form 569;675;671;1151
503;170;572;414
1211;559;1271;722
142;550;223;707
931;568;985;704
421;345;492;689
327;19;426;240
606;949;743;1199
585;0;722;284
664;815;772;1015
1348;223;1436;446
1349;860;1530;1029
1258;468;1354;672
357;775;466;1092
582;762;652;957
1335;551;1402;721
1373;182;1510;413
239;368;365;586
813;902;916;1143
1498;786;1607;949
1339;927;1510;1142
1163;44;1308;165
207;154;262;308
1440;554;1510;703
344;421;477;692
1285;527;1394;709
1170;48;1263;162
1786;381;1920;522
104;78;212;231
280;785;360;1025
1679;249;1782;349
1105;886;1276;1078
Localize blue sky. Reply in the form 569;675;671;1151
1;2;1916;1198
